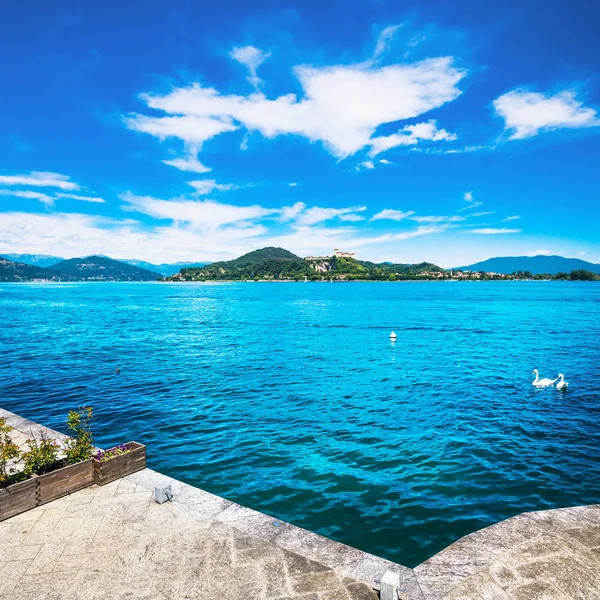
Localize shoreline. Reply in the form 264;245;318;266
2;407;599;599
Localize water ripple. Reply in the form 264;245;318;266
1;281;599;567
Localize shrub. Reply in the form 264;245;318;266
0;417;21;486
22;432;60;476
64;406;94;464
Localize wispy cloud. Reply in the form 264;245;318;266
369;120;457;156
469;228;521;234
121;192;276;229
357;160;375;171
458;202;482;211
0;189;54;205
412;215;465;224
230;45;271;89
371;209;415;222
162;154;212;174
54;193;105;203
186;180;238;195
0;171;106;206
0;171;79;190
494;88;599;140
295;206;367;226
526;249;551;256
372;25;402;59
502;215;521;221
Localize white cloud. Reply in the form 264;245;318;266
386;225;446;241
503;215;521;221
0;189;54;205
230;45;271;89
469;228;521;234
469;211;494;217
357;160;375;170
288;182;298;187
412;215;465;223
0;171;79;190
526;249;551;256
493;89;599;140
54;193;106;203
279;202;306;222
372;210;463;224
186;180;237;195
338;213;365;222
458;201;482;212
373;25;402;59
369;120;457;156
0;211;267;263
464;191;473;202
125;114;237;145
122;192;277;229
126;54;466;165
295;205;367;226
379;158;392;165
371;209;415;221
162;155;212;173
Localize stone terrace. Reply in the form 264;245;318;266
1;408;599;600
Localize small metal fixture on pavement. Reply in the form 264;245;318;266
380;570;399;600
154;484;173;504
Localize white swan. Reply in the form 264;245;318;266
556;373;569;390
532;369;558;388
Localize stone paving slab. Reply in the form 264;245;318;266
3;408;600;600
415;506;600;600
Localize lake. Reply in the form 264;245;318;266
1;281;599;566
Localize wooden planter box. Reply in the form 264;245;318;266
93;442;146;486
0;476;38;522
37;459;94;506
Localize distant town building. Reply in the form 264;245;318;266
334;249;355;258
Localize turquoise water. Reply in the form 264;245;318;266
1;282;599;566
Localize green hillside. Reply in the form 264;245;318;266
51;256;160;281
168;247;446;281
180;247;312;280
0;257;74;282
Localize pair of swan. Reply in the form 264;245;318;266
532;369;569;390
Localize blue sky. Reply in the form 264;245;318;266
1;0;599;267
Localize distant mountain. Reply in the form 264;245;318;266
170;247;445;281
122;259;208;277
0;257;73;282
3;253;64;268
456;255;600;275
51;256;160;281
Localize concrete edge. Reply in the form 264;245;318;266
1;408;418;597
6;407;597;600
413;504;600;599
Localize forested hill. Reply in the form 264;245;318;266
51;256;160;281
0;257;74;282
456;255;600;275
0;255;160;282
167;247;445;281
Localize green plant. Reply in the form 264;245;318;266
22;432;60;476
93;444;129;462
64;406;94;464
0;417;21;486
